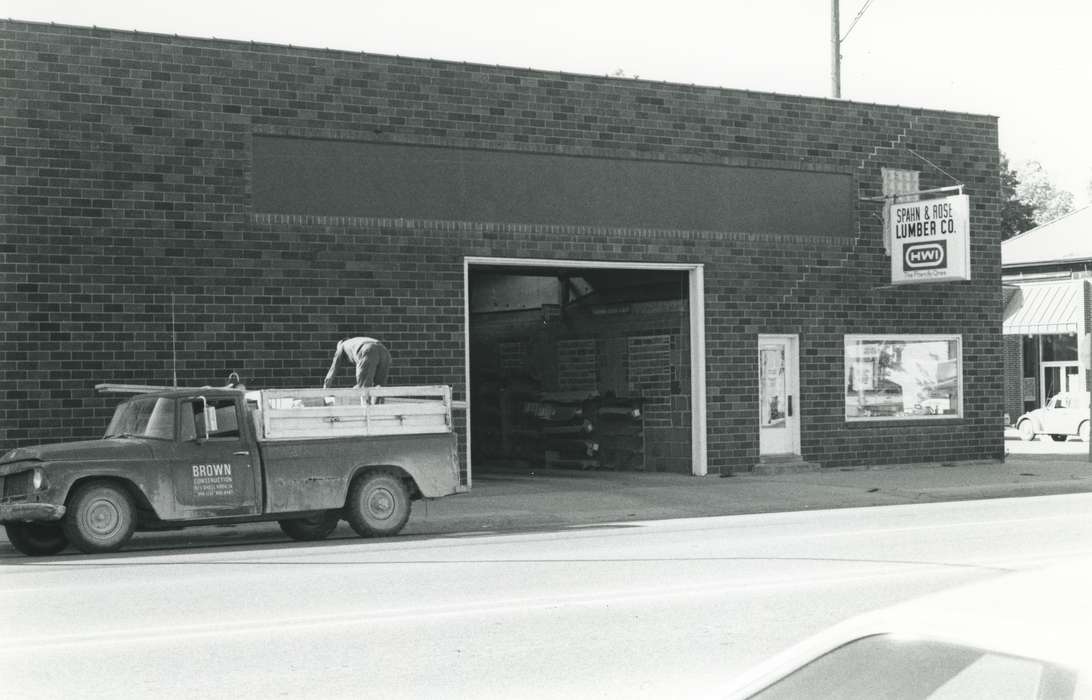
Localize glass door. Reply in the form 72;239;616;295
759;335;799;456
1041;362;1084;406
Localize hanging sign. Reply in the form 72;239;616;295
889;194;970;284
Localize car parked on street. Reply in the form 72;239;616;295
1015;391;1090;442
723;558;1092;699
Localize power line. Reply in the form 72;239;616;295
841;0;877;42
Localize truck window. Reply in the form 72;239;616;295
105;397;176;440
181;398;242;440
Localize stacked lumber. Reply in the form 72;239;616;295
520;393;643;471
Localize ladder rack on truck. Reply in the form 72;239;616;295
255;385;453;440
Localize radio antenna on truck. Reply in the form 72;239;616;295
171;291;178;388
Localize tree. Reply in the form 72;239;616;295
1014;160;1075;226
1000;153;1035;240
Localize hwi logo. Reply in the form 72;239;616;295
903;241;946;271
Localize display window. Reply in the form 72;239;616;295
845;335;962;421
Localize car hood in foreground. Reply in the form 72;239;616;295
724;558;1092;698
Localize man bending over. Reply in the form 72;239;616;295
323;337;391;389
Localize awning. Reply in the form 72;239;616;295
1003;281;1084;335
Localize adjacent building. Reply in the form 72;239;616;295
2;20;1003;479
1003;206;1092;422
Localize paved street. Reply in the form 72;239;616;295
4;493;1092;699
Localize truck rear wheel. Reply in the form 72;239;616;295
278;511;340;541
5;522;68;556
346;471;410;537
63;481;136;554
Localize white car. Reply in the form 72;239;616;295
724;558;1092;698
1016;392;1090;442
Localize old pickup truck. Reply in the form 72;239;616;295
0;385;464;556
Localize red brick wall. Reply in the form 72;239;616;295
1;20;1003;471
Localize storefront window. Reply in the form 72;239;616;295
1040;334;1077;361
1022;336;1039;378
845;335;962;421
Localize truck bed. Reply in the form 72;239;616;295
259;430;462;511
255;385;452;440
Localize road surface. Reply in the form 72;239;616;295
4;493;1092;698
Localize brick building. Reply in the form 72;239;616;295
2;20;1003;478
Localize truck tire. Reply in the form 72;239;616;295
5;522;68;557
63;481;136;554
278;511;340;541
346;471;410;538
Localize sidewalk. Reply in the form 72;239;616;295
406;451;1092;536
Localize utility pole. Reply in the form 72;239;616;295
831;0;841;98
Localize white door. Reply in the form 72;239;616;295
759;335;800;457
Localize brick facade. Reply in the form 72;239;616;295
1003;335;1024;423
1;20;1003;472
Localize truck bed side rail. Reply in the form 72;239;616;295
258;385;453;441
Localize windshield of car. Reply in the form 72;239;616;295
749;634;1077;700
104;397;176;440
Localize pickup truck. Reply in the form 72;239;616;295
0;385;464;556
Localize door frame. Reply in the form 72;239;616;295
758;334;801;457
464;257;707;485
159;394;262;520
1040;361;1084;407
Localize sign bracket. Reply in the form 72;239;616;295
858;184;964;204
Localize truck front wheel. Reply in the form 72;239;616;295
278;511;340;541
63;481;136;554
5;522;68;556
346;472;410;537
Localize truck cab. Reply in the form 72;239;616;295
0;385;462;556
113;390;263;520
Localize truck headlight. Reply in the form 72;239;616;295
32;468;44;490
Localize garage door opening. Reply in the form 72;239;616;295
465;258;706;484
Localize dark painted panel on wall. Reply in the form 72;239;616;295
253;136;855;237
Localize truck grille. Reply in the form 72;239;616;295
3;471;33;499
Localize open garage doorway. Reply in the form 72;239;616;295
464;258;706;484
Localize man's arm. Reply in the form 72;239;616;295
322;341;343;388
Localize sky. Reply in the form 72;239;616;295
6;0;1091;207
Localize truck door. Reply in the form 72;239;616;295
159;395;261;520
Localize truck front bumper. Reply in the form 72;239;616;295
0;503;66;523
